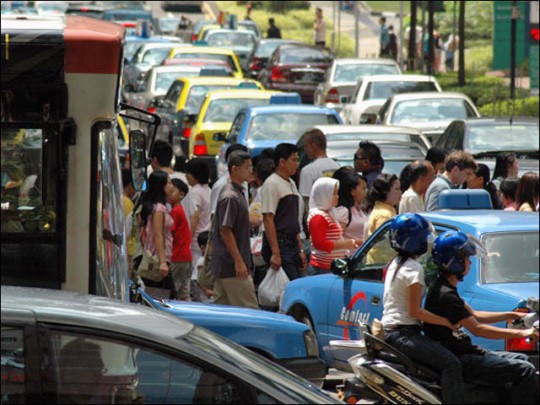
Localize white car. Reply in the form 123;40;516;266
377;91;481;143
314;58;401;113
339;74;442;125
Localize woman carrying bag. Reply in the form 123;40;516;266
136;170;176;298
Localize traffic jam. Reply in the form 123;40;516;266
1;1;538;404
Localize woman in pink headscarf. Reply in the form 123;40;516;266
307;177;362;275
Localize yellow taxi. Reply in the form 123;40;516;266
153;76;263;170
188;89;282;176
166;46;244;78
196;24;221;41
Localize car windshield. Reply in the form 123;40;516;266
141;47;173;65
256;41;291;57
326;132;417;143
366;81;439;100
465;124;539;154
334;64;399;83
206;32;257;50
482;232;539;284
154;71;199;93
390;98;468;124
280;47;331;64
186;85;237;113
203;98;269;123
159;19;181;32
247;113;339;141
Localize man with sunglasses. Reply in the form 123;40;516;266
354;141;384;186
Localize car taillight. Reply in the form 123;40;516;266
271;66;286;82
183;127;192;139
325;87;340;104
123;22;136;28
194;133;207;155
191;34;197;42
506;307;537;352
147;106;156;114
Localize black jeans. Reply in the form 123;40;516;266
262;233;301;281
385;326;465;404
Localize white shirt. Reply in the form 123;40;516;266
399;187;424;214
299;157;340;197
381;257;425;327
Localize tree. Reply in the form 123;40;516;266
458;0;465;86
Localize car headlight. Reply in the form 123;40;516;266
303;330;319;357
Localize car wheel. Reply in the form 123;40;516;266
298;312;316;334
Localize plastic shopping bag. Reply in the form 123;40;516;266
257;267;289;307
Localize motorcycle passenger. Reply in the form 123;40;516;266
425;231;539;404
382;213;465;404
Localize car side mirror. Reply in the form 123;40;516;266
183;113;197;123
213;132;227;142
128;130;148;192
150;95;164;108
340;95;350;104
360;113;378;124
331;258;351;277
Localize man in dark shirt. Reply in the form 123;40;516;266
212;150;258;308
425;231;538;404
353;141;383;187
267;18;281;39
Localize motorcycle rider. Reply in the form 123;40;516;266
382;213;466;403
425;231;538;404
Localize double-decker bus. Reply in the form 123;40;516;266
1;15;153;301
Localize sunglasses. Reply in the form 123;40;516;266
354;154;369;161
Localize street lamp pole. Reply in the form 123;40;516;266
355;1;359;58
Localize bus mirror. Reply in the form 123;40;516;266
129;130;147;192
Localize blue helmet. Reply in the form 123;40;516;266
432;231;484;274
389;213;435;256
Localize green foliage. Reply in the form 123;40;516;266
479;97;540;117
436;1;493;40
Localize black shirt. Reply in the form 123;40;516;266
267;25;281;39
212;182;252;278
424;276;486;355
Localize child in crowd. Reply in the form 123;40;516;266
168;178;192;300
191;231;214;302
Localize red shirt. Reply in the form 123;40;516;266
309;212;347;270
170;204;192;262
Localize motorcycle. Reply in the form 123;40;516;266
330;297;539;404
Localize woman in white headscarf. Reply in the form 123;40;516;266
308;177;362;275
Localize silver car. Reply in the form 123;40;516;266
1;286;342;404
128;65;202;110
377;91;481;143
314;58;401;112
340;74;442;126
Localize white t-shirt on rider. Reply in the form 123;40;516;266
381;257;425;327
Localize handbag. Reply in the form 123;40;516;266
250;234;263;256
137;249;163;282
142;272;175;300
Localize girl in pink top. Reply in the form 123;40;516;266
139;171;174;283
333;172;368;247
308;177;362;275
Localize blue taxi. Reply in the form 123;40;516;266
215;102;342;178
280;209;539;371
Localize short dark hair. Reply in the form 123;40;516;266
227;150;251;172
369;173;398;203
197;231;209;247
269;18;275;24
445;150;477;172
171;178;189;195
499;177;519;200
409;161;431;184
151;140;173;167
492;152;516;180
185;159;210;185
426;146;448;166
273;143;298;166
225;143;249;162
359;141;382;166
303;128;327;149
255;158;275;183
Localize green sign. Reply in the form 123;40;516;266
493;1;529;71
530;45;539;95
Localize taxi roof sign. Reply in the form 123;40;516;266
238;82;259;89
269;93;302;105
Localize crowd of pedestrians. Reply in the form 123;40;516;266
124;136;539;307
